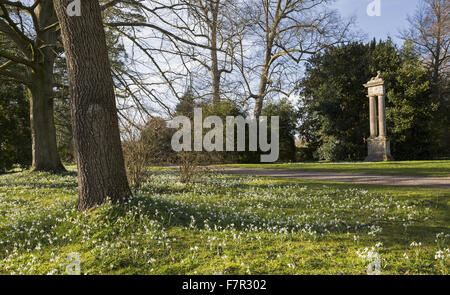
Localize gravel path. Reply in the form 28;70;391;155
217;167;450;189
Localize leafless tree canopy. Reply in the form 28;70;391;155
401;0;449;81
1;0;354;134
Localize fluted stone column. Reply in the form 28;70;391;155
363;71;393;162
369;96;378;138
377;95;386;138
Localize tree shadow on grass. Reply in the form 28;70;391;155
0;170;78;189
0;201;78;258
1;171;447;258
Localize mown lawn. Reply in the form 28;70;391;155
0;169;448;275
218;160;450;177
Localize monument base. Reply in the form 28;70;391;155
365;137;394;162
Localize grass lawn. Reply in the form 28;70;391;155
0;168;448;275
218;160;450;177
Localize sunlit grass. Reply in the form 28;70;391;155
0;169;448;274
218;160;450;177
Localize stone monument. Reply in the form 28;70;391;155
363;71;393;162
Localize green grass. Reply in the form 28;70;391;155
218;160;450;177
0;169;448;275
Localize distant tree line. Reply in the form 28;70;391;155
130;92;298;166
0;82;31;173
298;39;449;161
134;38;448;164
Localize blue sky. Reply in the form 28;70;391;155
333;0;421;44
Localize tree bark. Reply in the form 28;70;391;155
54;0;131;211
254;64;270;118
210;4;221;105
253;2;276;118
210;39;221;104
254;42;273;118
28;62;65;172
29;0;65;172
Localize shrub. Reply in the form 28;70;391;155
140;117;175;164
262;98;298;162
0;82;31;173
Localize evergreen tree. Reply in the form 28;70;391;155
262;98;298;162
299;39;439;161
299;42;371;161
386;41;435;159
0;81;31;172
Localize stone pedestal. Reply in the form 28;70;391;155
365;137;393;162
363;71;393;162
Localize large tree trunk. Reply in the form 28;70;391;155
254;47;273;118
210;15;221;105
253;17;275;118
29;0;65;172
210;47;221;105
54;0;131;211
254;66;269;118
28;63;65;172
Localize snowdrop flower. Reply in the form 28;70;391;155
46;269;58;275
435;250;445;260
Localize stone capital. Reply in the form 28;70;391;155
364;83;385;97
364;71;385;96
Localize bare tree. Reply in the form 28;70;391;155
401;0;449;155
235;0;352;117
104;0;240;113
0;0;140;171
54;0;131;211
180;0;239;104
401;0;449;100
0;1;190;172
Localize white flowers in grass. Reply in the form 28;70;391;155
46;269;58;275
356;243;384;270
435;250;445;260
0;169;446;274
357;245;383;275
368;225;383;236
410;241;421;247
287;263;296;269
436;232;449;239
435;232;449;245
356;247;379;260
434;249;450;260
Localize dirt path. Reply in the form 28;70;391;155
217;167;450;189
